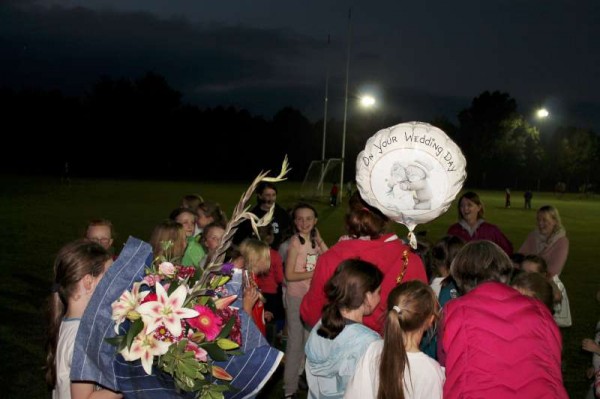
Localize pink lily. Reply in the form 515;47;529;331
111;282;149;333
120;332;170;375
137;282;199;337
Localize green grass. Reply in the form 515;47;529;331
0;175;597;398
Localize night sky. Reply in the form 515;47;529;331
2;0;599;131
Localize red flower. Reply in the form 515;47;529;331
141;292;157;304
216;307;242;346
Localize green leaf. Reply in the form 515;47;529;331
217;276;230;286
216;338;239;350
104;335;124;347
125;318;144;350
167;279;181;295
200;342;228;361
216;314;236;339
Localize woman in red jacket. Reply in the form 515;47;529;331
447;191;513;255
300;192;427;334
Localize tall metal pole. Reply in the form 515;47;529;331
320;34;330;195
340;8;352;204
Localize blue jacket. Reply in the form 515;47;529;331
304;321;380;399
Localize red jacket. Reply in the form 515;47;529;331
300;233;427;333
255;248;284;294
439;282;567;399
448;220;513;255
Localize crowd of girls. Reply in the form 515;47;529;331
46;187;578;399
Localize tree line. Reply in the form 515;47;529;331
1;73;597;192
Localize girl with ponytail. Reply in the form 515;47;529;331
44;240;119;399
304;259;383;399
345;280;444;399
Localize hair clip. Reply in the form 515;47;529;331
393;305;402;314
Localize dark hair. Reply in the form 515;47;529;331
317;260;383;339
457;191;484;220
511;271;554;312
291;202;319;248
522;254;548;274
169;207;197;221
256;181;277;195
84;218;115;239
44;240;110;388
510;252;526;266
198;200;228;226
378;280;438;399
345;191;388;239
429;235;465;278
450;240;514;293
181;194;204;211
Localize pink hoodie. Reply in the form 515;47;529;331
439;281;568;399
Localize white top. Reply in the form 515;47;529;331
430;276;445;298
344;340;445;399
53;318;81;399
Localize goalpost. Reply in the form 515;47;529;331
300;158;343;199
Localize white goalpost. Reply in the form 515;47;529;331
300;158;343;199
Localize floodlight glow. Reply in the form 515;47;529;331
360;95;376;107
536;108;549;118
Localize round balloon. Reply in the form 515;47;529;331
356;121;466;247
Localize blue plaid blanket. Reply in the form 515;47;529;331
71;237;283;398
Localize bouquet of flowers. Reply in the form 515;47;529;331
106;157;290;399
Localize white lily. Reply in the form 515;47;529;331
111;282;149;333
137;282;199;337
120;331;170;375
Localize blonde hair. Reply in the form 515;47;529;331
537;205;564;235
239;238;270;273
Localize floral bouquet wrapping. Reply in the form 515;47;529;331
71;159;289;399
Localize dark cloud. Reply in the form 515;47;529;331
0;3;326;104
1;1;599;129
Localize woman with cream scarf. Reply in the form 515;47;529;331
519;205;571;326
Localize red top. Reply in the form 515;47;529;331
439;282;567;399
300;233;427;334
448;220;513;255
250;273;267;337
254;248;284;294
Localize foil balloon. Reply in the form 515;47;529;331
356;121;467;248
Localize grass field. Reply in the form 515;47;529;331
0;175;598;398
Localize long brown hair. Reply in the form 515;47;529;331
378;280;438;399
149;220;187;260
318;259;383;339
44;240;110;388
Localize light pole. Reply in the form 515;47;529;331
339;8;352;204
320;34;331;195
534;107;550;191
339;94;376;203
